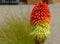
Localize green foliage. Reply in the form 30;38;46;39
0;15;34;44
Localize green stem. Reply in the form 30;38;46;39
35;40;44;44
34;36;45;44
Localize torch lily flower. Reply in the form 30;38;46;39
30;2;51;44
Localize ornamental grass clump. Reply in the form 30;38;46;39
0;14;33;44
30;2;51;44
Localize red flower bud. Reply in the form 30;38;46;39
30;2;50;25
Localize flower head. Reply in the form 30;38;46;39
30;2;51;41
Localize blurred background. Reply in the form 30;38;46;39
0;0;60;4
19;0;60;4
